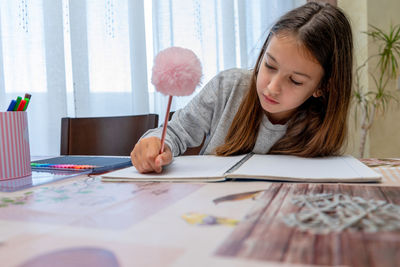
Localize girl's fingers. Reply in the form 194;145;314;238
161;150;172;165
131;137;171;174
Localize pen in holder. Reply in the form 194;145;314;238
0;111;31;180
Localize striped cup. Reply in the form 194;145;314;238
0;112;31;180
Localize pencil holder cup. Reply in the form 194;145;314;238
0;112;31;180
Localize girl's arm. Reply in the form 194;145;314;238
142;74;222;156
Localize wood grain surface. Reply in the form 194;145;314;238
216;183;400;267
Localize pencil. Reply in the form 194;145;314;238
160;95;173;154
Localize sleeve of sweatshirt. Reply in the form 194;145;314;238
141;71;224;156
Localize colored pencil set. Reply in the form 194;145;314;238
6;93;31;111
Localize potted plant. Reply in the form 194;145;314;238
353;24;400;158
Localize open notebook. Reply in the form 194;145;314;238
100;154;382;183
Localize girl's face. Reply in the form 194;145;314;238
256;33;324;124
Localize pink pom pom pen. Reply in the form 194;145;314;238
151;47;202;153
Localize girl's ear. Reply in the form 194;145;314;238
313;89;323;98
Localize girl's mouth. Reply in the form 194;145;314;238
264;94;279;104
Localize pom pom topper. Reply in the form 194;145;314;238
151;47;202;153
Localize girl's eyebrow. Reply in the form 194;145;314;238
266;52;311;79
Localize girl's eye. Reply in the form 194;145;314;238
265;62;276;70
290;77;303;86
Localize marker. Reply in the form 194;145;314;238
23;93;31;110
13;96;22;111
17;99;26;111
7;100;17;111
22;98;30;111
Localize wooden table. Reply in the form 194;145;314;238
0;159;399;267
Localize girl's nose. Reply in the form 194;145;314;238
267;75;282;96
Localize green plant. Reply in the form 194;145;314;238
353;24;400;158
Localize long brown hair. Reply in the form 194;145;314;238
215;2;353;157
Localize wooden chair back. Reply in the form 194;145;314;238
60;114;158;156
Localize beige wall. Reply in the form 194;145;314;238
338;0;368;157
367;0;400;158
339;0;400;158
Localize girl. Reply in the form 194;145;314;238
131;2;353;173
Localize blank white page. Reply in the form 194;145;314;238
228;154;382;182
101;155;246;182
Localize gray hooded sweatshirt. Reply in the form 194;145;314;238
142;68;287;156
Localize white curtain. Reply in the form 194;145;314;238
0;0;304;157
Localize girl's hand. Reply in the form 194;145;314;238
130;137;173;173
